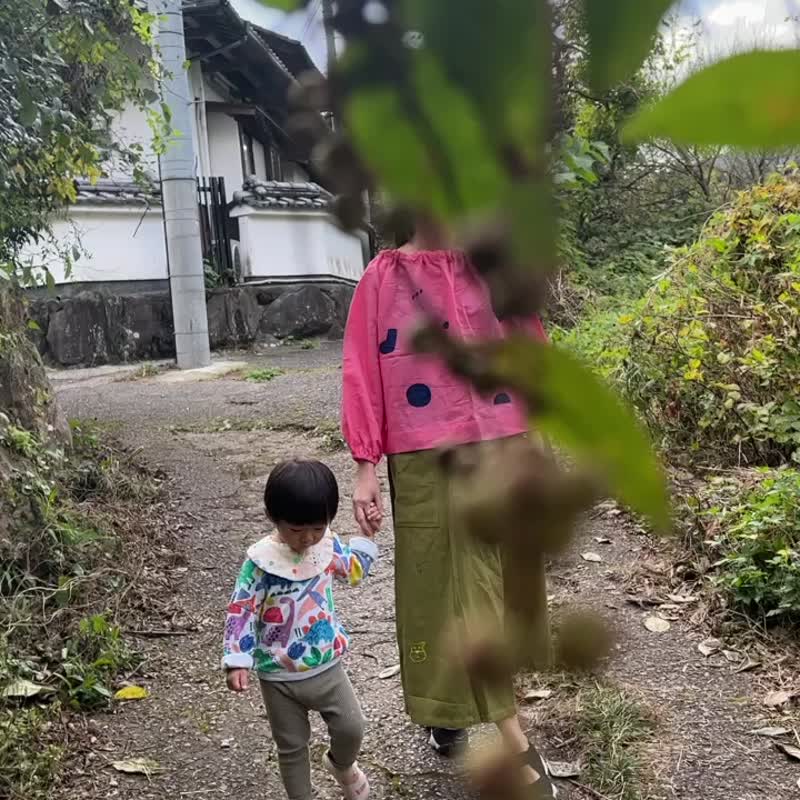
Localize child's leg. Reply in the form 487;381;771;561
260;680;313;800
302;663;365;768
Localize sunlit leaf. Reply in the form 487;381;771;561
114;685;150;701
489;338;671;531
111;758;165;777
404;0;550;157
346;51;506;217
1;678;54;698
585;0;675;91
625;51;800;148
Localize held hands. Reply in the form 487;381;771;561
353;461;383;538
226;668;249;693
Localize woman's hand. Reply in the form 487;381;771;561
353;461;383;537
226;668;249;693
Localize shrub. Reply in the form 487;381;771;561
703;468;800;619
624;174;800;467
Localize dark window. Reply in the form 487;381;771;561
239;126;256;178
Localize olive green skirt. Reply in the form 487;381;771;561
388;443;551;729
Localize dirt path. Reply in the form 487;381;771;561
53;345;798;800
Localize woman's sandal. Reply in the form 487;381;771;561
520;743;558;799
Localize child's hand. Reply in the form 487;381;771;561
364;503;381;535
226;668;249;693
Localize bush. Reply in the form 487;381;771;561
702;468;800;619
624;174;800;467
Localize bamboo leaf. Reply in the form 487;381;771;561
625;51;800;148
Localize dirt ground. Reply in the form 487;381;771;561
52;344;799;800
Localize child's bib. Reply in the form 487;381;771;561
247;530;334;580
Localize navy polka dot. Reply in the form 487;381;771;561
379;328;398;354
494;393;512;405
407;384;432;407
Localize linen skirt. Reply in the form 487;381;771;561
388;441;551;728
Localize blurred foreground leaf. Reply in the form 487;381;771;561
255;0;302;9
625;51;800;148
490;338;671;531
585;0;675;91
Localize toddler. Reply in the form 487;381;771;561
223;459;378;800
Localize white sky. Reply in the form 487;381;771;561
233;0;800;71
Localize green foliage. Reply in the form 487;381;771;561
627;51;800;149
624;175;800;467
0;705;63;800
0;0;162;281
1;424;38;458
703;469;800;618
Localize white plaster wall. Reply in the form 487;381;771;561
207;111;244;199
252;139;268;180
108;104;159;180
21;207;168;284
233;209;364;282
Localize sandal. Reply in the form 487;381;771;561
520;743;558;799
323;752;370;800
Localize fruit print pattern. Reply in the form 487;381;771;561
222;533;377;679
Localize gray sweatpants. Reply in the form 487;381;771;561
259;663;365;800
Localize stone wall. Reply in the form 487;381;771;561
28;283;355;367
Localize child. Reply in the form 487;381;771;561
223;459;378;800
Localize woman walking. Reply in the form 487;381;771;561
341;222;555;798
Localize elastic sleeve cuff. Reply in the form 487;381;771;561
222;653;253;670
349;536;378;561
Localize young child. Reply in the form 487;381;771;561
223;459;378;800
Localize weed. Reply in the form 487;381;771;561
0;706;63;800
117;362;163;382
1;424;38;457
244;367;284;383
298;339;316;350
578;685;653;800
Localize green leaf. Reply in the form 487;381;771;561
490;338;671;531
625;51;800;148
254;0;301;8
345;50;506;218
585;0;675;91
45;269;56;292
404;0;550;156
27;319;41;331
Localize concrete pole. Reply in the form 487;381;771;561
152;0;211;369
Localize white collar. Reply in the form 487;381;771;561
247;529;335;580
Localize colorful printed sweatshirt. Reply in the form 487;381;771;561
342;249;547;464
222;531;378;681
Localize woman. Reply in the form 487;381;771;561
341;222;555;798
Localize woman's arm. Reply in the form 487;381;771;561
342;266;386;536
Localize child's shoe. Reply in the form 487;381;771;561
323;752;370;800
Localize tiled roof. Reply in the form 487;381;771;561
232;178;331;211
74;179;160;207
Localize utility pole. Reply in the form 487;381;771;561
152;0;211;370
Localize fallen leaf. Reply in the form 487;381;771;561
114;685;149;702
751;726;790;738
698;638;722;657
722;650;741;663
545;760;581;779
378;665;401;680
523;688;553;703
764;690;793;708
735;657;761;674
644;616;671;633
667;593;696;604
1;679;54;699
111;758;164;777
581;552;603;563
776;742;800;761
593;537;612;545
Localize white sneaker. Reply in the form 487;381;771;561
322;752;370;800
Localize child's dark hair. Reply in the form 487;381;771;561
264;459;339;526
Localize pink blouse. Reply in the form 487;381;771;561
341;249;546;463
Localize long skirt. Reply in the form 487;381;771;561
388;441;551;729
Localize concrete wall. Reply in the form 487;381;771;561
21;206;168;285
207;111;244;199
234;208;365;283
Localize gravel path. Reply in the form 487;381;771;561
53;346;798;800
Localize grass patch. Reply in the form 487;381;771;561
115;362;166;382
578;684;652;800
244;367;284;383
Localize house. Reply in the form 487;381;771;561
25;0;369;366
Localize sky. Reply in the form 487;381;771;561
232;0;800;71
